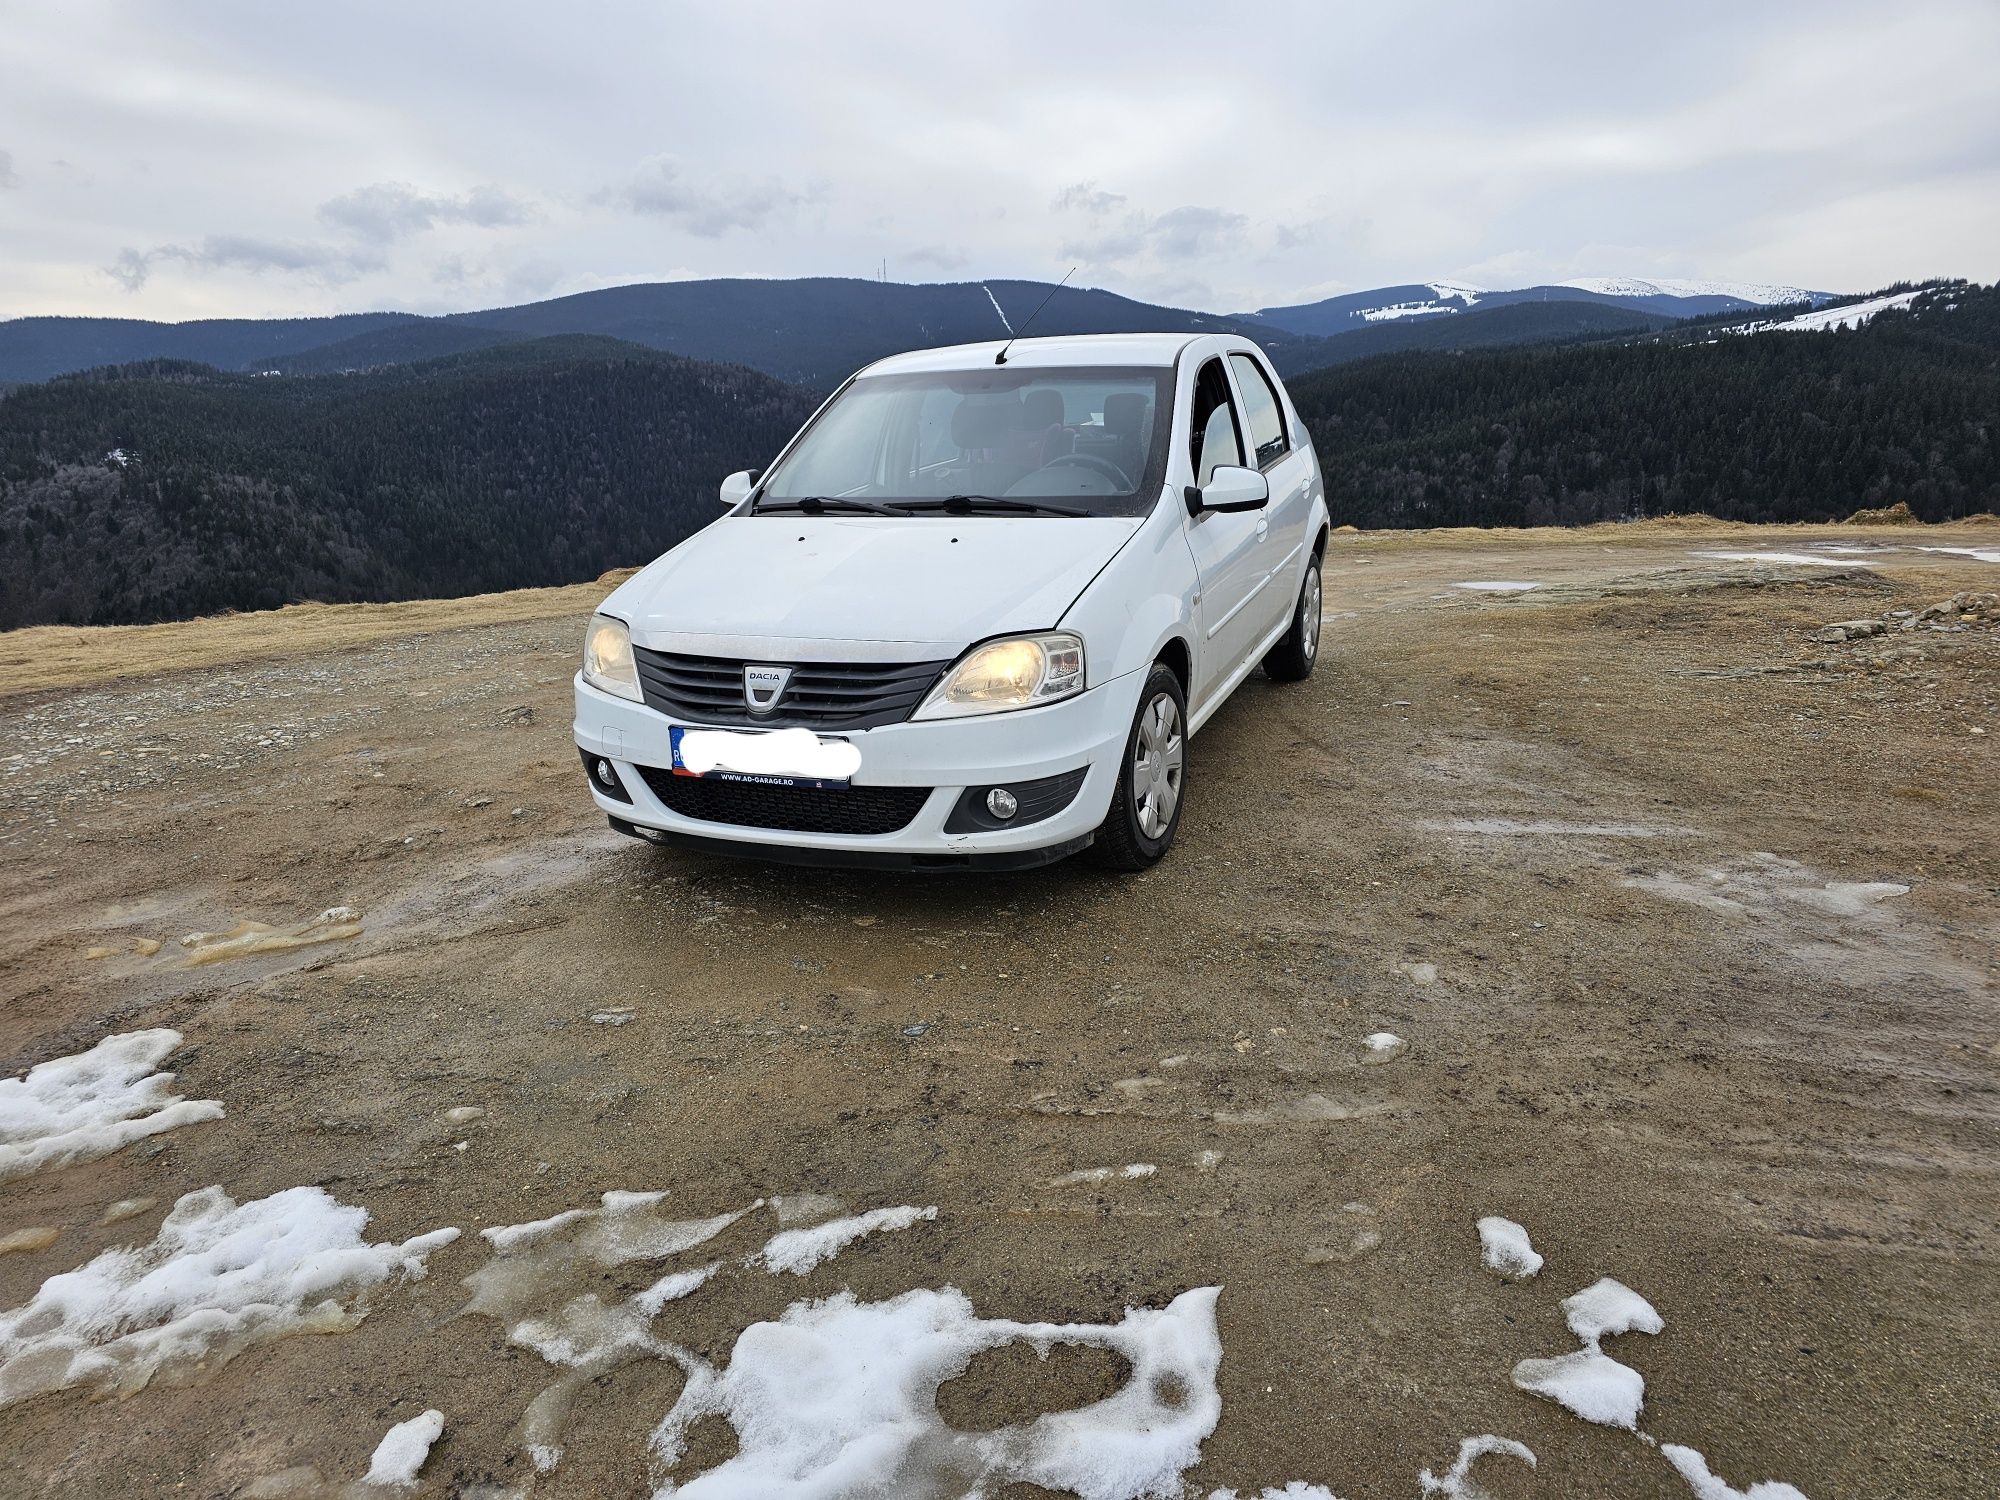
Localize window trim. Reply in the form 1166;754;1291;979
1227;351;1291;473
1189;357;1247;490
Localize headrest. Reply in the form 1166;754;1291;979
1103;392;1148;436
1021;388;1064;431
952;396;1019;449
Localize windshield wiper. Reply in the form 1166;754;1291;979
754;495;912;517
905;494;1089;518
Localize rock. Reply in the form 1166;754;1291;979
1814;619;1886;643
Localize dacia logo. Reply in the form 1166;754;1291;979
743;664;792;715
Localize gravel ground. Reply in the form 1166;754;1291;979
0;524;1995;1500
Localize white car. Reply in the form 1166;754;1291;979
574;332;1329;871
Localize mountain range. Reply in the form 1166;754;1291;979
0;274;1842;388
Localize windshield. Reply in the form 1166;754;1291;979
755;366;1172;517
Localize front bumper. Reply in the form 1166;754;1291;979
573;670;1142;866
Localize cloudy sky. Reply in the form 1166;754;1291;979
5;0;1997;322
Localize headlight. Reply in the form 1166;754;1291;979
913;632;1085;720
582;614;643;702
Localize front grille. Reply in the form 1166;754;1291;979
636;765;932;836
633;649;951;730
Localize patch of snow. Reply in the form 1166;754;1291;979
1511;1348;1647;1428
1396;960;1438;985
750;1204;937;1275
1563;1277;1664;1342
0;1028;224;1182
179;906;362;967
1661;1443;1811;1499
0;1185;457;1407
1452;580;1539;592
1427;280;1486;303
1477;1217;1543;1280
653;1284;1223;1500
1360;299;1459;322
1690;551;1860;567
1916;545;2000;564
1512;1277;1663;1429
1211;1093;1386;1125
468;1192;751;1320
1418;1435;1538;1497
982;284;1014;334
1769;288;1919;332
769;1193;845;1227
364;1409;444;1490
1558;277;1818;305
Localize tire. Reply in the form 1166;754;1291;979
1263;554;1323;682
1090;664;1188;871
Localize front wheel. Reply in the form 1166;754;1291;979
1263;555;1322;681
1090;664;1188;871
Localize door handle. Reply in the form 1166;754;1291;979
1255;516;1269;538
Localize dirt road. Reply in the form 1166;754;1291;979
2;522;1995;1499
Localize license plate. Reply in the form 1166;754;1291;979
670;725;860;790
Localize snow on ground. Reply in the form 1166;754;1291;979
751;1204;938;1275
0;1186;457;1408
1916;545;2000;564
1451;580;1539;592
1662;1443;1812;1499
1477;1217;1543;1280
1689;551;1859;567
180;906;362;966
1625;854;1908;926
1769;289;1920;332
1417;1435;1538;1497
1557;277;1818;304
1512;1278;1663;1429
1439;817;1681;838
466;1191;752;1320
0;1028;223;1182
653;1285;1224;1500
363;1410;444;1489
1512;1348;1648;1429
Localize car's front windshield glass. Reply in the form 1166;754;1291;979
754;366;1172;518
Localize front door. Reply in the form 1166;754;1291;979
1181;357;1274;711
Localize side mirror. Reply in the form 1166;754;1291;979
720;469;760;508
1185;465;1269;515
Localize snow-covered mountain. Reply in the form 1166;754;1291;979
1247;277;1837;338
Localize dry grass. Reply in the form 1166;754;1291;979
0;569;638;699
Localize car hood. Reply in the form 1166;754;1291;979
605;513;1144;660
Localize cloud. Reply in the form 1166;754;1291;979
318;182;535;243
615;155;803;236
107;235;384;291
904;245;967;272
1052;182;1125;216
0;150;16;189
1061;203;1249;267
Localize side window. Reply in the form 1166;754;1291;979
1229;353;1289;469
1188;359;1244;487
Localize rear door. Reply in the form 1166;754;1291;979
1227;349;1313;636
1180;356;1273;708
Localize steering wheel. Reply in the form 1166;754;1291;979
1046;452;1132;488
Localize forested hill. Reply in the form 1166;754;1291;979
0;338;816;629
1287;281;2000;529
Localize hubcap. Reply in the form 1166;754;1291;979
1301;567;1322;663
1132;691;1184;840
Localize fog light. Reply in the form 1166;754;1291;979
594;758;618;788
985;787;1018;820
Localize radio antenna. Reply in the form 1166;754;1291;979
994;268;1075;365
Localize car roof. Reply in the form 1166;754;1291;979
860;332;1211;376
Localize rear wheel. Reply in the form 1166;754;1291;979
1263;555;1322;681
1090;665;1187;871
